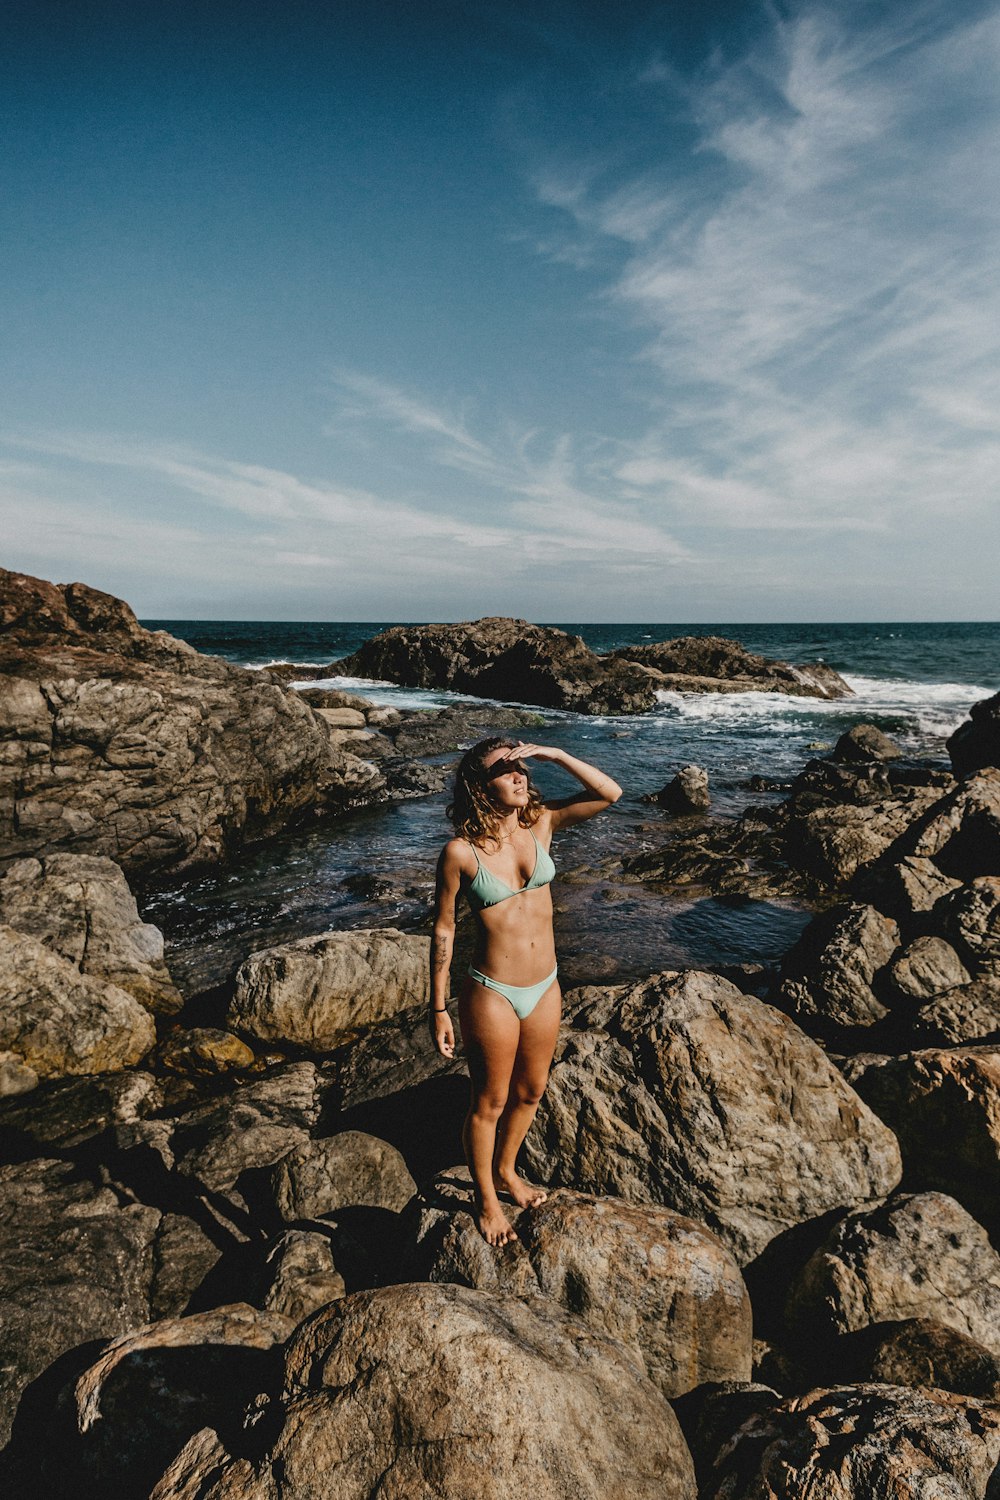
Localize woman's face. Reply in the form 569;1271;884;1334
481;747;530;810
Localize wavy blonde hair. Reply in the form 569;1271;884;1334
447;737;544;848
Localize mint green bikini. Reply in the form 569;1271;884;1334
464;832;558;1019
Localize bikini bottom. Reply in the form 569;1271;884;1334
466;964;559;1021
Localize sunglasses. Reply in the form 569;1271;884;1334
485;758;528;780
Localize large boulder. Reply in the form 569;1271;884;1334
0;854;182;1013
0;924;156;1078
524;970;902;1264
914;975;1000;1046
786;1192;1000;1354
833;724;903;763
949;692;1000;778
414;1176;752;1399
697;1384;1000;1499
269;1130;416;1221
776;903;899;1041
831;1319;1000;1398
228;928;428;1050
0;568;384;879
185;1282;697;1499
889;769;1000;880
887;936;971;1003
939;877;1000;970
846;1047;1000;1237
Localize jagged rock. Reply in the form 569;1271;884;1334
856;854;962;924
833;724;903;763
413;1175;751;1399
228;929;428;1051
385;703;544;757
256;1230;345;1322
157;1028;255;1076
914;975;1000;1045
0;568;384;879
831;1319;1000;1397
612;636;851;699
21;1303;294;1500
784;794;943;886
949;692;1000;778
847;1047;1000;1237
786;1192;1000;1355
0;854;182;1014
939;877;1000;970
887;936;971;1002
0;924;156;1078
0;1051;37;1097
698;1384;1000;1498
776;903;899;1040
0;1069;161;1153
653;765;710;814
194;1282;697;1499
314;706;366;728
523;970;901;1264
171;1062;322;1198
891;769;1000;880
269;1130;416;1221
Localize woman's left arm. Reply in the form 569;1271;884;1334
507;743;622;829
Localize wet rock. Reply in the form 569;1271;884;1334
847;1047;1000;1238
786;1192;1000;1355
914;975;1000;1045
776;903;899;1041
948;691;1000;778
887;935;970;1002
653;765;710;814
415;1176;752;1399
524;970;901;1264
202;1282;697;1499
0;924;156;1079
269;1130;416;1221
0;854;182;1014
832;1318;1000;1398
386;702;544;757
0;568;384;880
612;636;851;699
228;929;427;1051
157;1028;256;1076
698;1384;1000;1498
833;724;903;763
256;1230;345;1322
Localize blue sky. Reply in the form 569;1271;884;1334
2;0;998;621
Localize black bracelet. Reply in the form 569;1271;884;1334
433;1006;448;1013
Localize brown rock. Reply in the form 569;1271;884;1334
939;876;1000;969
0;568;384;879
228;928;428;1050
0;923;156;1078
777;902;899;1040
786;1192;1000;1354
0;1050;37;1096
524;970;901;1264
171;1062;322;1198
948;692;1000;778
887;935;971;1002
914;975;1000;1045
834;1318;1000;1397
654;764;711;814
613;635;851;699
269;1130;416;1221
257;1230;346;1322
894;769;1000;880
833;724;903;763
416;1177;751;1399
699;1384;1000;1498
856;854;962;923
157;1028;255;1076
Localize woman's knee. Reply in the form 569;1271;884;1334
513;1074;548;1108
470;1090;508;1122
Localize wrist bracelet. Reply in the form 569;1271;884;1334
433;1006;448;1013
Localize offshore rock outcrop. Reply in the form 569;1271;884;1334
339;617;852;714
0;568;384;880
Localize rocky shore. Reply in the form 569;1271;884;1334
2;572;1000;1496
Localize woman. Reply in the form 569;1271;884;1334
430;738;622;1246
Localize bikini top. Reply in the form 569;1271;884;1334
465;832;556;910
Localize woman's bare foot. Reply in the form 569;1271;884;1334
476;1198;517;1247
494;1169;548;1210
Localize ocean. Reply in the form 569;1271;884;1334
140;620;999;998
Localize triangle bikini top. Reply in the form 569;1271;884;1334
465;832;556;910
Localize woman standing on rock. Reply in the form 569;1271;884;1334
431;738;622;1246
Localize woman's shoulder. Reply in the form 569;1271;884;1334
440;836;477;874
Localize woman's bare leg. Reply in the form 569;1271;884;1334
458;980;521;1246
493;978;561;1209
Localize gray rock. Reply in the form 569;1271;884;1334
257;1230;345;1322
0;853;182;1014
415;1174;752;1399
888;936;971;1002
655;765;710;814
202;1282;698;1499
171;1062;322;1198
856;854;962;924
893;769;1000;881
524;970;901;1264
939;876;1000;970
612;635;852;699
699;1384;1000;1499
786;1192;1000;1355
0;1069;161;1152
0;568;384;880
0;923;156;1079
948;691;1000;778
0;1050;37;1096
777;903;899;1039
228;929;428;1050
270;1130;416;1221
